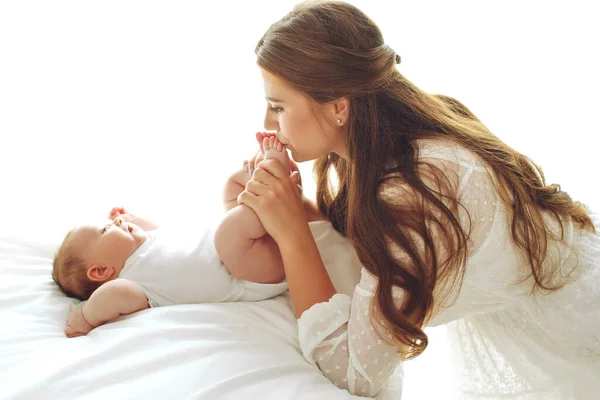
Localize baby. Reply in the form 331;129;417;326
54;132;322;338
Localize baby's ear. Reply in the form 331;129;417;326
87;264;114;282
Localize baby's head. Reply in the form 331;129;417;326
53;217;148;300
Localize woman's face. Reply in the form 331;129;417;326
261;69;346;162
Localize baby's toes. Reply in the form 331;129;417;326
256;132;266;153
263;137;272;151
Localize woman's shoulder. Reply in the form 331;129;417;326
415;137;488;172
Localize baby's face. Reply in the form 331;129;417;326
68;217;148;273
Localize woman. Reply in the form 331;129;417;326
238;1;600;398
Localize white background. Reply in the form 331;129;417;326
0;1;598;398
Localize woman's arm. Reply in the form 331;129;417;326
238;158;336;317
278;224;336;316
64;279;149;338
297;268;403;397
239;159;406;396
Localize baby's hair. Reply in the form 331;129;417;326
52;229;101;300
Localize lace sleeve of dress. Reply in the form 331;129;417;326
297;268;403;397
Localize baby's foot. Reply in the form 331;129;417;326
255;131;277;154
262;136;290;173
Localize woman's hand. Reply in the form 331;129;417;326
238;158;306;245
242;141;302;190
243;152;302;187
243;149;264;178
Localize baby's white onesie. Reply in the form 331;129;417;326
118;226;288;307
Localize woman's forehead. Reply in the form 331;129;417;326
261;69;316;106
261;69;293;96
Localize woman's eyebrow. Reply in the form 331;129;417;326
265;96;285;103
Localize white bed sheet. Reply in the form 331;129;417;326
0;231;386;400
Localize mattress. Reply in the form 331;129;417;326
0;231;380;400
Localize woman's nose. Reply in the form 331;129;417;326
113;217;123;226
264;108;279;131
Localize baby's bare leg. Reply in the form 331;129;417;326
222;169;249;212
215;205;285;284
215;140;291;284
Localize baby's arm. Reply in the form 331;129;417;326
109;207;159;231
64;279;149;338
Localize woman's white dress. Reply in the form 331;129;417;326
297;139;600;399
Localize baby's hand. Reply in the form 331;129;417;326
65;305;95;338
109;206;134;223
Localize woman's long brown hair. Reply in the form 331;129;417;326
255;0;595;359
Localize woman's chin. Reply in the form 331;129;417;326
289;149;306;163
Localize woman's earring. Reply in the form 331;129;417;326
337;118;342;125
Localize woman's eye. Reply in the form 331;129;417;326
269;105;283;114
